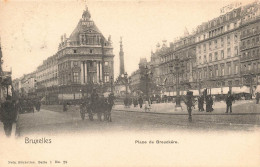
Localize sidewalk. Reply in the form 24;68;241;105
113;100;260;115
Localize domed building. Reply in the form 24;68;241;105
56;6;115;99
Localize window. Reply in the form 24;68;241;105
209;53;212;62
215;52;218;60
221;37;224;47
248;51;251;58
227;48;231;57
199;56;201;64
221;65;225;76
227;24;230;31
73;72;79;83
227;35;230;45
227;64;231;75
253;38;256;46
90;49;93;53
247;39;250;46
104;73;110;82
214;40;218;48
248;64;251;71
73;61;78;66
234;46;238;56
234;34;238;43
215;65;219;76
73;49;77;53
204;55;207;63
221;50;224;59
235;64;238;74
203;44;206;52
209;41;212;50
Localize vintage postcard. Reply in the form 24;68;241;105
0;0;260;166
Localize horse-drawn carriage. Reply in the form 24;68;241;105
80;93;114;122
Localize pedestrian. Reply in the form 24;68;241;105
124;97;128;108
206;95;214;112
133;98;138;107
184;91;194;122
0;95;18;137
198;95;204;112
205;95;211;112
138;96;143;108
63;101;68;112
256;92;260;104
225;91;234;113
90;88;99;111
144;96;151;112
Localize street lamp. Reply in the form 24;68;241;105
169;58;184;108
143;65;153;100
110;76;114;93
123;72;130;98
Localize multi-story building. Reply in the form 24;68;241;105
153;35;196;96
129;58;155;96
240;1;260;93
194;6;242;95
149;1;260;97
57;6;114;99
13;6;114;103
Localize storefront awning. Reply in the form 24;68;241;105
255;85;260;93
210;88;222;95
232;86;250;94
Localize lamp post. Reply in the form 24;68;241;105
143;65;153;101
245;73;255;97
110;76;114;93
169;58;184;108
123;72;130;98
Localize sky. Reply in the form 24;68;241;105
0;0;254;79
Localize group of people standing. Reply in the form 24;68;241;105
197;95;214;112
124;96;147;109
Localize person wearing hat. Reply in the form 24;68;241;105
0;95;18;137
185;91;194;122
225;91;234;113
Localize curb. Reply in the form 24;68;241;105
113;109;260;116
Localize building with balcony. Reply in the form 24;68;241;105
13;6;114;103
240;1;260;94
57;6;114;99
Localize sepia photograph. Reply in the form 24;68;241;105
0;0;260;166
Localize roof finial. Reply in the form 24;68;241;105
82;4;91;20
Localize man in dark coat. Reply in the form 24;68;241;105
90;88;99;111
256;92;260;104
0;96;18;137
184;91;194;122
198;95;204;112
124;97;128;107
225;91;234;113
138;96;143;108
133;98;138;107
206;95;214;112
